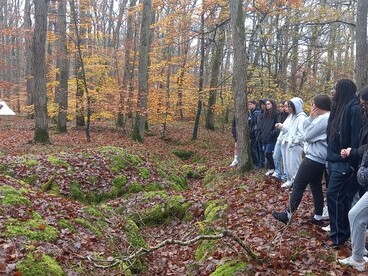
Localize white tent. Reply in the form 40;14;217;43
0;100;15;115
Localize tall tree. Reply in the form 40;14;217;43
205;7;226;131
228;0;251;173
132;0;151;142
24;0;34;117
32;0;50;143
355;0;368;91
55;0;69;132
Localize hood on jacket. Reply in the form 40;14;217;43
259;98;268;105
290;97;304;114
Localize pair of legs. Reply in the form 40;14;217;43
273;142;286;180
281;143;303;183
264;143;275;170
349;191;368;261
257;140;265;168
250;136;259;167
327;161;360;245
289;158;325;215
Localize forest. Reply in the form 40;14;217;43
0;0;368;275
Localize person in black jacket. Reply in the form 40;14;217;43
325;79;362;249
255;99;267;168
262;99;280;175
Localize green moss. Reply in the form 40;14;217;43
127;182;144;194
182;164;207;179
0;185;31;206
24;159;38;167
40;178;60;195
204;200;228;221
99;146;143;173
22;175;38;185
172;149;194;160
110;175;127;197
47;156;70;167
70;181;85;202
5;212;59;241
16;254;65;276
138;167;150;179
119;263;133;276
210;261;247;276
204;169;218;187
125;219;147;248
168;175;188;191
83;207;102;217
145;182;164;191
57;219;76;233
132;193;190;226
195;240;217;261
74;218;102;237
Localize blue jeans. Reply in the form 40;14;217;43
327;161;360;245
257;141;265;168
273;143;286;180
264;143;275;170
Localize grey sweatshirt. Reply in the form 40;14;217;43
303;111;330;164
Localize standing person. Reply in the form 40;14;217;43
272;100;289;180
262;99;280;176
325;79;362;248
338;86;368;271
248;100;260;168
340;86;368;197
276;97;307;188
230;116;238;167
255;99;267;168
272;94;331;224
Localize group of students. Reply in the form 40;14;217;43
231;79;368;272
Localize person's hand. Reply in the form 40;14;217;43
275;123;283;129
341;148;352;158
310;105;319;118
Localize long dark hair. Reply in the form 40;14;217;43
264;99;278;118
359;86;368;123
327;79;357;140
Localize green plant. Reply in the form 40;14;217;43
16;254;65;276
172;149;194;160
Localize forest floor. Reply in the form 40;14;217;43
0;116;365;275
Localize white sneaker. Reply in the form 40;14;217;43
338;256;366;271
321;206;329;220
281;181;293;188
365;248;368;257
230;159;238;167
265;169;274;176
271;171;278;178
322;224;330;232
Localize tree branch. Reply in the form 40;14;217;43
87;229;259;269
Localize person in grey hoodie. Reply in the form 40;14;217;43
276;97;307;188
272;94;331;224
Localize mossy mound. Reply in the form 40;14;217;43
129;191;191;226
0;185;31;206
16;254;65;276
0;146;178;204
5;212;59;241
204;200;228;221
182;164;207;179
209;261;247;276
172;149;194;160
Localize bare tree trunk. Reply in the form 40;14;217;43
117;0;135;129
55;0;69;132
24;0;33;117
132;0;151;142
192;8;205;140
355;0;368;91
228;0;251;173
205;8;225;131
32;0;50;143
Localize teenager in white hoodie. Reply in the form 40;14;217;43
276;97;307;188
272;94;331;224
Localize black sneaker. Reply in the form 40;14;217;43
272;211;290;224
308;217;325;226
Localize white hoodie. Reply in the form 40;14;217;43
281;97;307;147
